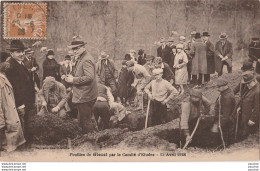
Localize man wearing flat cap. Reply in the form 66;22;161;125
5;40;35;144
96;52;118;100
23;48;40;90
144;68;178;126
180;88;211;143
65;36;98;133
249;38;260;74
235;71;259;140
211;78;236;145
215;32;233;76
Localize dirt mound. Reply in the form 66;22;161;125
29;114;82;145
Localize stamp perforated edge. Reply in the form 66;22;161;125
3;2;47;40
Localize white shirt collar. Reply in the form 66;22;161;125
161;63;164;69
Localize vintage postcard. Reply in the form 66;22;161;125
0;0;259;162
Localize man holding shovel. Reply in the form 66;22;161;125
144;68;178;127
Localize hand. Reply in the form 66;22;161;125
248;120;255;126
42;101;47;107
169;79;174;84
66;87;72;92
34;86;40;93
31;67;37;72
186;135;192;142
65;75;74;83
17;108;25;117
162;99;168;105
219;55;223;59
148;94;153;100
131;83;135;88
51;106;60;113
61;75;66;80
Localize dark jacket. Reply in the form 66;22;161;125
162;62;174;82
23;56;40;87
190;39;207;74
157;45;173;65
215;40;233;73
214;88;236;126
5;57;35;107
118;67;128;99
205;40;215;74
137;55;147;65
72;51;98;103
96;59;117;83
42;57;60;81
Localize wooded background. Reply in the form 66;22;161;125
1;0;260;71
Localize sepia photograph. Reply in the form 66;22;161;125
0;0;259;162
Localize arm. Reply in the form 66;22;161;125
73;59;95;85
56;84;68;109
202;96;211;115
215;42;222;58
33;58;39;71
225;42;233;59
106;87;115;105
39;89;47;104
249;91;260;123
164;82;179;103
233;83;241;95
144;82;152;97
0;88;5;130
190;43;195;57
207;42;215;57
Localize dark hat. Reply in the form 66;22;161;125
194;32;201;39
124;54;131;61
219;32;228;39
202;32;210;37
190;88;202;98
64;55;71;60
126;60;135;67
7;40;26;51
0;52;10;63
241;59;254;71
146;55;155;61
241;71;256;84
252;37;259;41
216;78;228;87
46;49;55;56
138;49;144;55
24;48;34;54
100;52;109;59
67;36;87;49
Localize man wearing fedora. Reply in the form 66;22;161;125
202;32;215;83
5;40;35;143
236;71;259;140
215;33;233;76
23;48;40;89
65;37;98;134
249;38;260;74
157;38;173;66
190;32;207;87
96;52;118;100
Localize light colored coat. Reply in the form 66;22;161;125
0;73;25;152
190;39;207;75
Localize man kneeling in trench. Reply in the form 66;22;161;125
39;76;69;118
180;88;211;144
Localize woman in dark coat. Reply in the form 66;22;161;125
42;49;60;81
118;60;129;105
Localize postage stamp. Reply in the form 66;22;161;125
3;3;47;39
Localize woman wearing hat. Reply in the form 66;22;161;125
42;49;60;81
173;44;188;94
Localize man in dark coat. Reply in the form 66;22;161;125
157;38;173;66
249;38;260;74
65;37;98;134
42;49;60;81
236;71;259;140
96;52;118;100
202;32;215;83
211;78;236;145
23;48;40;89
185;31;196;82
215;33;233;76
5;40;35;143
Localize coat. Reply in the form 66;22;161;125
215;40;233;73
0;73;26;152
42;57;60;81
5;57;35;108
190;39;207;75
157;45;173;65
23;56;40;88
214;88;236;126
205;40;215;74
96;59;118;83
72;51;98;103
118;67;128;99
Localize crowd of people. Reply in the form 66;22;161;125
0;32;259;152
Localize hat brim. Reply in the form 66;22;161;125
67;42;87;49
7;47;26;51
241;76;256;84
219;35;228;39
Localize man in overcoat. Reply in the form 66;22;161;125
202;32;215;83
157;38;173;66
215;33;233;76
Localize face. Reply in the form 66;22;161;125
65;59;70;64
73;46;85;57
130;52;135;57
47;55;54;59
127;66;134;72
217;85;228;92
10;50;25;61
177;48;182;53
202;36;209;41
154;73;162;80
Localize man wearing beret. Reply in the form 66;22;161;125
180;88;211;143
66;37;98;133
5;40;35;144
211;78;236;145
236;71;259;140
144;69;178;126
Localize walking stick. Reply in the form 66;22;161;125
218;95;226;149
145;100;151;128
141;92;144;113
183;116;201;149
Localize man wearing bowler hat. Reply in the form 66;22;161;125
202;32;215;83
5;40;35;144
215;32;233;76
65;36;98;133
236;71;259;140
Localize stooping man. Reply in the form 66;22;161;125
144;68;179;126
